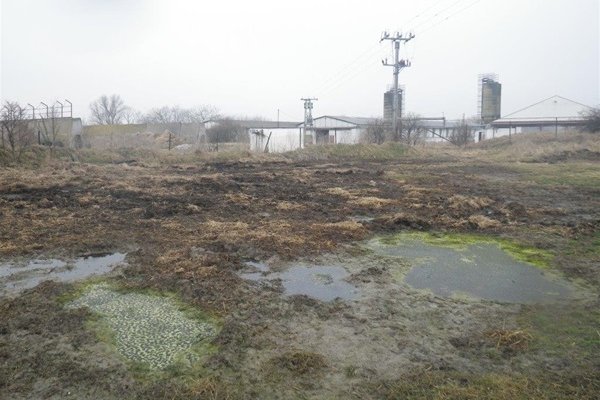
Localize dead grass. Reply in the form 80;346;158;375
467;215;501;230
359;370;600;400
275;201;306;211
268;351;327;375
485;329;533;351
447;195;494;211
349;196;397;209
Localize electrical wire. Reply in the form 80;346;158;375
401;0;457;28
312;43;382;95
313;0;485;99
410;0;468;30
418;0;483;35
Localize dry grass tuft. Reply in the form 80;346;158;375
269;351;327;375
323;187;353;198
486;329;533;351
448;195;494;210
349;196;397;209
224;193;254;205
468;215;501;229
275;201;306;211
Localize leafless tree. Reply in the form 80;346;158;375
89;94;128;125
362;118;386;144
143;105;220;124
0;101;34;160
38;105;63;153
206;119;245;145
399;113;425;145
122;108;143;124
581;107;600;133
449;116;475;146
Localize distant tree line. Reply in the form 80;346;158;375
88;94;220;126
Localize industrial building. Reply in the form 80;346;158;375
248;116;381;153
485;95;593;139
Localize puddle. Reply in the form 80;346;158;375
0;253;127;295
239;261;269;281
239;261;359;302
370;237;574;304
67;284;217;370
280;265;359;301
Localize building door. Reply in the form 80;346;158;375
315;129;329;145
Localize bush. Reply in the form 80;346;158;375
581;107;600;133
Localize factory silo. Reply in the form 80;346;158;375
478;74;501;124
383;86;404;126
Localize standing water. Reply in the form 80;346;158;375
370;236;574;304
0;252;127;295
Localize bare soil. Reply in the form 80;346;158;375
0;142;599;399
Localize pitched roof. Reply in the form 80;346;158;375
314;115;381;126
206;119;300;129
503;95;592;119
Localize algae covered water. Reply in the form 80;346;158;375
370;234;574;304
68;284;217;370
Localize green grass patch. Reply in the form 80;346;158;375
509;162;600;189
521;305;600;357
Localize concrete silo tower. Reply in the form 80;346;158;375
478;74;502;124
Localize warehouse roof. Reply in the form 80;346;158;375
492;95;592;127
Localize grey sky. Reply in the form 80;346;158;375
1;0;598;122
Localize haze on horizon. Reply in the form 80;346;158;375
1;0;599;123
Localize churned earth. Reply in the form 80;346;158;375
0;136;599;399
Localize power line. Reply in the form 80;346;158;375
401;0;457;28
418;0;483;35
319;60;377;97
411;0;467;30
313;44;382;95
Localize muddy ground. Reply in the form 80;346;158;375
0;142;599;399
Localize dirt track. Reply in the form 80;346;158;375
1;151;599;399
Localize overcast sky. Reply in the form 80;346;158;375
1;0;599;122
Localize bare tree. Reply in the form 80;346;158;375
362;118;386;144
581;107;600;133
0;101;34;160
206;119;245;145
449;116;475;146
89;94;128;125
400;113;425;146
122;108;143;124
143;105;220;124
38;105;65;153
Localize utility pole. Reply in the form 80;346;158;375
381;31;414;137
301;98;317;147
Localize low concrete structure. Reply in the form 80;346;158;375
26;117;83;147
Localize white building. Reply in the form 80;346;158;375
486;95;593;139
249;116;379;153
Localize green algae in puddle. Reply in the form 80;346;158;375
369;233;576;304
378;232;553;268
67;284;218;370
